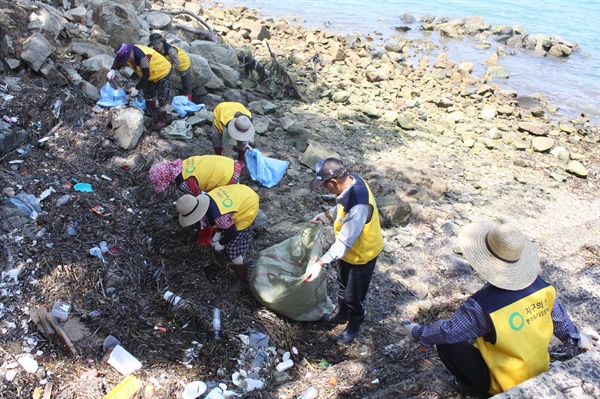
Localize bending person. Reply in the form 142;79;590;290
148;33;193;101
211;102;255;164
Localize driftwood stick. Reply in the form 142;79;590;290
265;41;304;101
162;9;213;33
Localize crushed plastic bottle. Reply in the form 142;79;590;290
297;386;318;399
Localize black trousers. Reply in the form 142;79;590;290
336;256;377;318
436;342;491;393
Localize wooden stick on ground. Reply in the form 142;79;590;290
38;307;78;357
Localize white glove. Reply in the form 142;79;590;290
212;231;222;243
128;87;139;97
107;69;116;81
304;262;323;282
578;331;600;351
403;323;419;340
310;212;328;224
213;241;225;252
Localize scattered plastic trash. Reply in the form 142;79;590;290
213;308;221;340
251;351;268;369
249;330;269;347
6;193;41;220
108;245;122;255
3;115;17;123
107;345;142;375
56;194;71;207
18;143;33;158
99;241;109;253
103;375;142;399
171;95;205;117
245;148;289;188
38;187;56;201
180;342;203;365
129;96;147;111
255;209;268;228
298;387;318;399
74;183;93;192
97;83;127;108
51;301;70;322
276;359;294;372
91;205;105;215
182;381;207;399
101;174;112;181
17;355;39;374
163;291;182;306
241;378;264;392
90;246;106;262
65;223;77;236
103;335;121;352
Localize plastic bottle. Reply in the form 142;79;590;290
212;308;221;339
251;351;268;368
298;386;318;399
276;359;294;372
163;291;182;306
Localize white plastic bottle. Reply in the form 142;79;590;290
163;291;182;306
213;308;221;339
298;386;318;399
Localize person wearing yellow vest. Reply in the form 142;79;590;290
148;33;193;101
107;43;172;131
305;158;384;344
403;222;599;395
211;102;255;165
176;184;260;292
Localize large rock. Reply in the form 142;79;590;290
188;41;238;67
284;123;309;152
209;63;239;88
0;121;28;154
69;39;114;58
91;2;142;48
518;122;549;136
20;33;53;72
377;195;412;227
111;107;145;150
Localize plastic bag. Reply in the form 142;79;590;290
171;95;205;118
96;83;127;108
245;148;288;188
129;96;146;111
160;119;193;140
249;223;334;321
5;193;42;219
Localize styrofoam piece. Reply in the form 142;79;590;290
275;359;294;372
107;345;142;375
182;381;207;399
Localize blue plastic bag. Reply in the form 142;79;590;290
171;95;205;117
97;83;127;108
129;96;146;111
246;148;289;188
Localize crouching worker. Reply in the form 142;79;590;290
211;102;255;164
403;222;599;395
107;43;172;131
148;33;193;101
305;158;384;344
176;184;259;292
149;155;243;196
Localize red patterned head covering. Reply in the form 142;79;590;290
149;159;183;193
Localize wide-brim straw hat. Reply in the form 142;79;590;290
227;115;255;141
458;222;539;291
177;194;210;227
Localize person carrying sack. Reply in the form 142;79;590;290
176;184;259;292
305;158;384;344
107;43;172;132
211;102;255;165
148;33;193;101
403;222;599;395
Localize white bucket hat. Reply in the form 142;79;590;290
227;115;255;141
458;222;539;291
176;194;210;227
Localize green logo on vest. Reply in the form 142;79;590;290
508;312;525;331
222;198;233;208
185;165;196;174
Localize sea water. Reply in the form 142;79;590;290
209;0;600;123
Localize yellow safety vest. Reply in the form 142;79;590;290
474;277;555;394
128;45;171;82
181;156;235;193
213;102;252;134
208;184;259;231
171;46;191;72
333;175;384;264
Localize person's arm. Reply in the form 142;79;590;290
214;213;237;245
135;54;151;90
177;175;200;196
412;298;493;348
168;47;180;69
552;299;580;345
320;204;369;264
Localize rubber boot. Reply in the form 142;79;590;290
336;315;364;344
185;93;193;101
153;110;167;131
229;262;249;292
214;146;223;156
322;305;348;324
145;99;157;118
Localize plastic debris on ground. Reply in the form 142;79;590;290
74;182;93;192
107;345;142;375
182;381;207;399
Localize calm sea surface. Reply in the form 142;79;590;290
209;0;600;123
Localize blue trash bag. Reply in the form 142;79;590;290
97;83;127;108
171;95;205;117
5;193;42;218
129;96;146;111
245;148;289;188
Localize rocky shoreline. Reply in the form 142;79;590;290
0;0;599;398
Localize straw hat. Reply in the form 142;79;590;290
176;194;210;227
458;222;539;291
227;115;255;141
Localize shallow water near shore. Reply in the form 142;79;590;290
210;0;600;123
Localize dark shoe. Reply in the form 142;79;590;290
322;310;348;324
336;325;359;344
229;263;249;292
153;110;167;131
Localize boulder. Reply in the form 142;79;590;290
111;107;145;150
